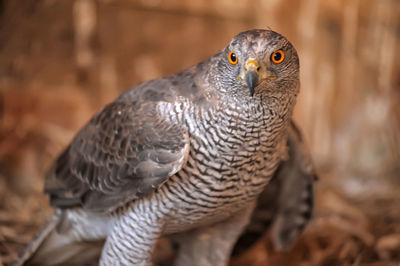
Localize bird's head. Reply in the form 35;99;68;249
212;29;300;100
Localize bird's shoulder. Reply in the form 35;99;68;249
118;54;221;106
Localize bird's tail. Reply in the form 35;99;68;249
13;209;107;265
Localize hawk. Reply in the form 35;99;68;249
16;29;303;266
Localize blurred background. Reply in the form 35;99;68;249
0;0;399;265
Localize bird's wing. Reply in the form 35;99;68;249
268;120;316;249
44;100;190;213
232;120;317;255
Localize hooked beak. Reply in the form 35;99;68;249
244;59;260;97
245;70;258;97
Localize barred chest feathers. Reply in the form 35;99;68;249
156;95;290;221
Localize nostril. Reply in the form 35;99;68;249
257;66;261;72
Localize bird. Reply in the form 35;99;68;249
15;29;301;266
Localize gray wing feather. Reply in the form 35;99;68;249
45;100;189;213
269;121;316;249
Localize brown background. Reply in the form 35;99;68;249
0;0;399;265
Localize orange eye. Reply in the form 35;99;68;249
228;51;238;65
271;50;285;64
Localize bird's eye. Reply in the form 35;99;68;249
228;51;238;65
271;50;285;64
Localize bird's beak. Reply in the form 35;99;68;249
244;59;260;97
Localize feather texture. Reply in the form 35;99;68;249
17;29;304;266
45;101;190;212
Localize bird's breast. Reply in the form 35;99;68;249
158;98;287;184
156;99;289;233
